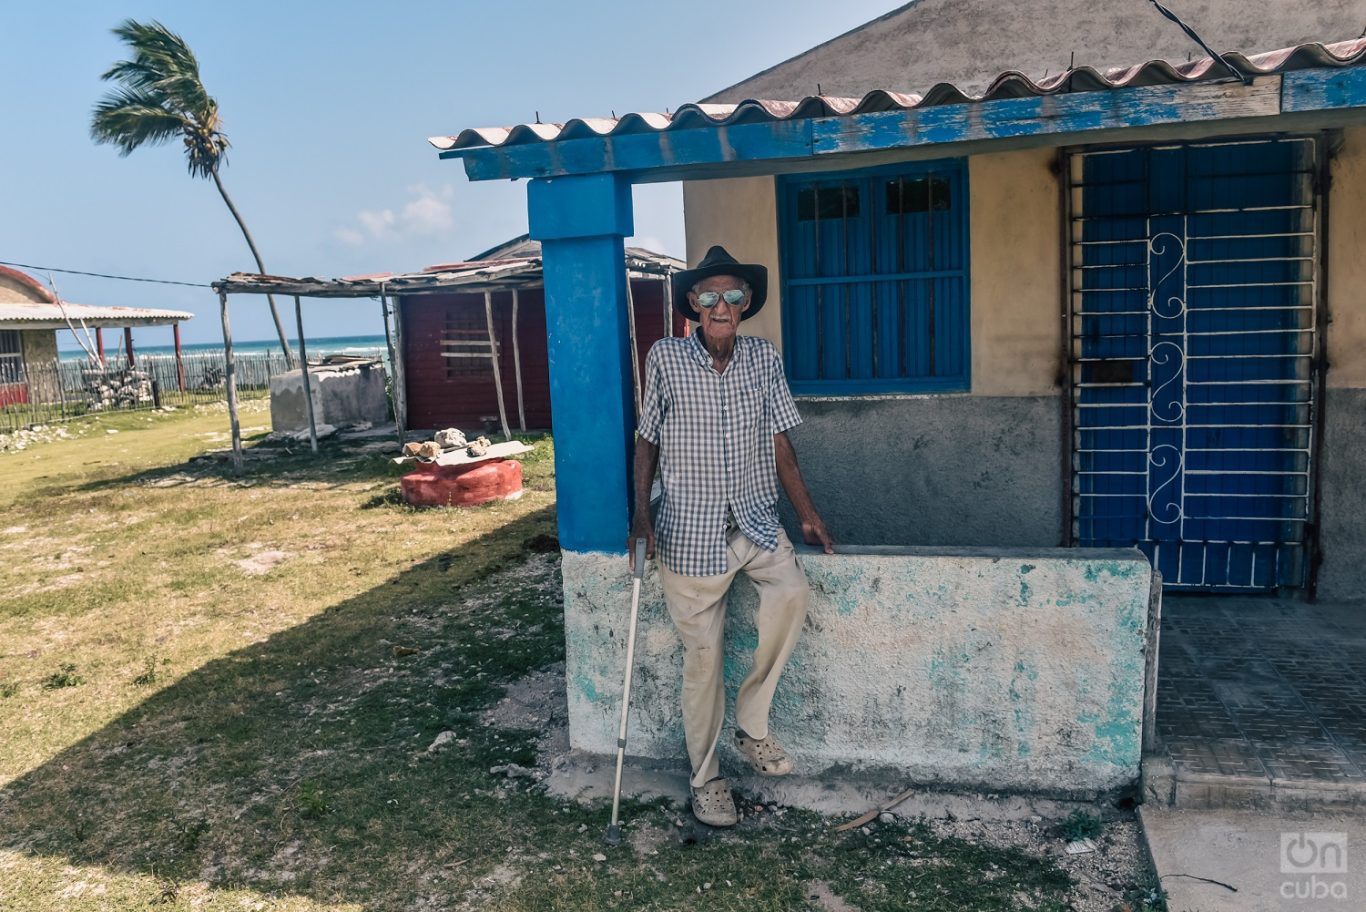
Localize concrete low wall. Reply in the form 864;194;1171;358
784;395;1064;547
269;362;389;433
563;545;1155;798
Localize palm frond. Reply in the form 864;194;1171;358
110;18;199;75
99;58;164;91
154;75;215;120
93;18;223;173
90;88;188;155
104;20;215;123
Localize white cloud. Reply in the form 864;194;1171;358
400;184;455;234
333;225;366;247
336;184;456;246
357;207;398;238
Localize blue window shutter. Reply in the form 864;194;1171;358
779;159;970;395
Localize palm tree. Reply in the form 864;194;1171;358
91;19;295;367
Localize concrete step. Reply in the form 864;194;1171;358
1144;755;1366;813
1139;805;1363;911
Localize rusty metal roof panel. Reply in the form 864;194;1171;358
0;301;193;329
214;246;684;298
429;37;1366;153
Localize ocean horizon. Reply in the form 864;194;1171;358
57;333;390;361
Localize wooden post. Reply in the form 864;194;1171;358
173;322;185;392
95;327;105;365
624;271;642;415
123;327;135;366
386;288;408;439
55;355;68;421
294;295;318;454
380;290;403;445
218;292;243;471
663;271;675;337
511;288;527;432
483;290;511;441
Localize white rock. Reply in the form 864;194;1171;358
1065;838;1097;855
592;853;606;863
425;730;458;753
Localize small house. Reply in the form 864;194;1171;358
431;6;1366;803
396;236;683;432
0;264;191;406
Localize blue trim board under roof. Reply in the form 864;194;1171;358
439;67;1366;183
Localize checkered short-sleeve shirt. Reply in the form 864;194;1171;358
637;330;803;577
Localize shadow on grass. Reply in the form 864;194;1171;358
0;505;570;908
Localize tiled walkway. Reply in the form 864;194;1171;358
1154;596;1366;786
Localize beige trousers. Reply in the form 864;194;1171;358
656;527;809;788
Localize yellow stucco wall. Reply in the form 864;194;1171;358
681;176;783;347
681;149;1062;396
1328;127;1366;391
20;330;58;365
0;275;50;304
967;149;1061;396
19;330;60;402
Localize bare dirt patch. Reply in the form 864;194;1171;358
917;814;1151;912
807;879;859;912
232;549;290;576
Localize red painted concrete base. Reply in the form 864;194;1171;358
400;459;523;507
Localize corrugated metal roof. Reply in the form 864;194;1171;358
214;247;683;298
430;38;1366;153
0;301;193;329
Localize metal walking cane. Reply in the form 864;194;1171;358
604;537;648;845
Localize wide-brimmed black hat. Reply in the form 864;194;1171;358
670;245;767;322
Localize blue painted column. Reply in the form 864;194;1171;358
528;173;636;553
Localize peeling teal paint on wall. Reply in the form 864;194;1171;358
1008;657;1039;758
1086;673;1142;767
1017;563;1036;606
978;740;1005;760
1082;561;1141;584
574;671;601;703
928;647;967;688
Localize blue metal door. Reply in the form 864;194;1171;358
1070;137;1320;591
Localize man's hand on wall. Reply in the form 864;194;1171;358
800;513;835;554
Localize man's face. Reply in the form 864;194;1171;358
689;274;750;345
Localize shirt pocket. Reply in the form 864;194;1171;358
731;384;765;437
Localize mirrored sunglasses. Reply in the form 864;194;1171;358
695;289;747;309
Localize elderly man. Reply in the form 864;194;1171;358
630;245;833;828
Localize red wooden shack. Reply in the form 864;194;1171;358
397;236;684;432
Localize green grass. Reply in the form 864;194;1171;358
38;663;85;690
0;404;1124;911
1060;809;1104;842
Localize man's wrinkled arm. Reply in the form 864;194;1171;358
774;431;833;554
628;437;659;567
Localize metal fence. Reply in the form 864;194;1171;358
0;351;296;432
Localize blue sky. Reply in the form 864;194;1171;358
2;1;899;348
